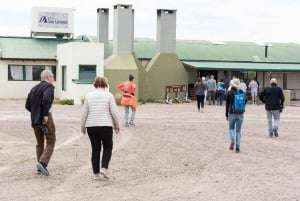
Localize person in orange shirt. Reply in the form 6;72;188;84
117;74;137;127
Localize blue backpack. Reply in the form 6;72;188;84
232;90;246;114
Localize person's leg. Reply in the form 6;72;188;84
100;127;113;169
130;106;136;124
253;91;257;104
33;126;44;162
228;114;236;149
196;95;201;110
251;90;255;104
235;114;244;151
216;92;220;105
266;110;273;136
220;91;224;105
39;114;56;165
272;110;280;136
200;95;205;109
87;127;102;174
212;91;216;105
124;106;129;126
207;91;212;105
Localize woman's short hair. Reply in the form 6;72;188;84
93;76;108;88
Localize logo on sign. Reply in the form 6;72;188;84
38;12;68;28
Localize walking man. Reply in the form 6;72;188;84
25;70;55;175
259;78;285;137
248;78;259;104
207;75;217;105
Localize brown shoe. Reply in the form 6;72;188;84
229;141;235;150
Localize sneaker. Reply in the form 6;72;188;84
236;148;240;153
36;162;49;176
36;169;41;175
100;168;110;179
93;174;101;180
269;132;273;138
124;123;129;127
129;121;135;126
273;129;279;137
229;141;235;150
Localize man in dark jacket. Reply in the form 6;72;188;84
25;70;55;175
259;78;285;137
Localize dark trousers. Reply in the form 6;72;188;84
207;91;216;105
196;95;205;109
33;113;56;165
87;126;113;174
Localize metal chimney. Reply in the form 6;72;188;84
156;9;177;53
113;4;134;55
97;8;109;59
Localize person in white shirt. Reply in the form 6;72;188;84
81;76;120;180
248;78;259;104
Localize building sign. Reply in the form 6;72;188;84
38;12;69;28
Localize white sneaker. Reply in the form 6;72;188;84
100;168;110;179
93;173;101;180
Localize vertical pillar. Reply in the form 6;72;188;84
113;4;134;55
97;8;109;59
156;9;177;53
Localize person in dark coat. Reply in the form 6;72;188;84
194;77;207;112
25;70;55;176
259;78;285;137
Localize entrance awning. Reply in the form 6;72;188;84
182;61;300;72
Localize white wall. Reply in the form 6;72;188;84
0;60;57;98
56;42;104;104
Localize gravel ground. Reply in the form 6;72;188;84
0;99;299;201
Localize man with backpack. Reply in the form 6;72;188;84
225;78;247;153
259;78;285;137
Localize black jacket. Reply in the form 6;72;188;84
25;81;54;127
259;83;285;110
225;87;246;117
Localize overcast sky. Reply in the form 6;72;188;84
0;0;300;44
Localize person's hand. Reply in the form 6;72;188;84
43;116;48;124
115;128;120;134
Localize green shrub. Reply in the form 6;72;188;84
59;99;74;105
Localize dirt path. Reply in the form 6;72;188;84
0;100;299;201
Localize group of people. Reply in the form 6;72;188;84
194;75;226;113
26;70;136;179
225;77;285;153
25;69;285;179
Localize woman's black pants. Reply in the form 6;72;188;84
87;126;113;174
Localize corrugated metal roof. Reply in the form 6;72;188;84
1;36;300;64
183;61;300;72
75;35;300;63
0;36;81;60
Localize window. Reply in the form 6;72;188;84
79;65;96;80
8;65;56;81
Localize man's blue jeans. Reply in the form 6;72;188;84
228;113;244;148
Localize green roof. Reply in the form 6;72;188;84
183;61;300;72
77;35;300;63
0;36;81;60
1;36;300;65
